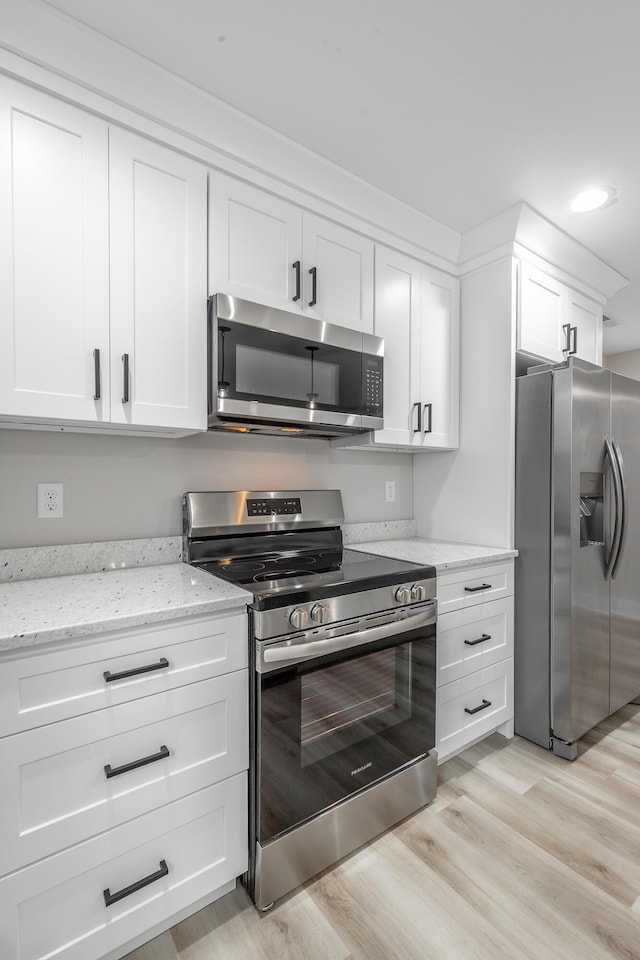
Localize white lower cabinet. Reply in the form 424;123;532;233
0;610;249;960
436;561;514;762
0;773;247;960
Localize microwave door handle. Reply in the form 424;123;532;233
262;606;435;667
611;438;627;580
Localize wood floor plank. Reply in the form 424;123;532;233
438;795;640;960
449;765;640;906
306;828;527;960
169;884;351;960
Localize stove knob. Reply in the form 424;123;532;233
395;585;412;604
310;603;328;624
289;607;308;630
411;583;426;601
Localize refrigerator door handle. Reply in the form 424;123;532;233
604;436;622;580
611;438;627;580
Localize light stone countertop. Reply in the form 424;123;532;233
351;538;518;571
0;563;252;652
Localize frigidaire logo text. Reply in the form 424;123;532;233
351;761;372;776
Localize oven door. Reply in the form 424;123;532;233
255;603;436;844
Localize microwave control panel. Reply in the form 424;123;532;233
363;358;383;410
247;497;302;517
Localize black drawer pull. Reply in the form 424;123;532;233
292;260;301;301
309;265;317;306
104;745;170;780
103;658;169;683
103;859;169;907
464;583;492;593
465;699;492;715
464;633;492;646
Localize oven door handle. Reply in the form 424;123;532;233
262;606;435;666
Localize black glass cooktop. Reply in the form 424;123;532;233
198;546;435;609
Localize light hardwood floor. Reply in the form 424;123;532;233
124;705;640;960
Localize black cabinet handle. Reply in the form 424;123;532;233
570;325;578;355
464;633;492;646
93;348;101;400
423;402;433;434
103;658;169;683
464;583;492;593
104;745;170;780
465;699;492;715
122;353;130;403
292;260;301;301
309;266;317;307
412;401;422;434
103;859;169;907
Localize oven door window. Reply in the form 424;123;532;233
217;319;363;415
257;623;435;844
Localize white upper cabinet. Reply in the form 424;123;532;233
566;287;602;365
0;79;110;422
109;128;207;432
209;171;374;332
419;265;460;449
302;213;373;333
0;79;208;435
209;174;303;310
369;247;420;446
518;260;603;365
337;245;459;451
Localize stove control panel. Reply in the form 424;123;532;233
247;497;301;517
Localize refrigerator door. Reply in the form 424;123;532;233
552;362;611;746
609;373;640;712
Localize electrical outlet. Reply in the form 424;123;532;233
37;483;64;519
385;480;396;503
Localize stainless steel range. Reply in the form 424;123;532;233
183;489;437;910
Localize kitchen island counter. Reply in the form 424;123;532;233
351;538;517;572
0;562;251;652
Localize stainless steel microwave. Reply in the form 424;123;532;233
207;294;384;438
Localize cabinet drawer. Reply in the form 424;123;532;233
437;561;513;615
437;597;513;686
0;772;247;960
0;672;248;874
436;659;513;761
0;611;247;735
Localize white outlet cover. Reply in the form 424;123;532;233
37;483;64;519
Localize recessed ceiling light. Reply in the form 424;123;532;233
568;186;616;213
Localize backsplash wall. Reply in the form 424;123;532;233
0;429;413;548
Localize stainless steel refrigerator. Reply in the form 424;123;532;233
514;357;640;759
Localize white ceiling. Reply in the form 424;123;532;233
42;0;640;354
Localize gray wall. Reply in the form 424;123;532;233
0;428;413;548
605;349;640;380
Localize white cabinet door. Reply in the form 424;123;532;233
303;213;374;332
566;288;602;365
418;266;459;449
0;79;110;421
372;246;420;445
0;774;247;960
209;171;303;312
109;129;207;432
518;262;565;362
